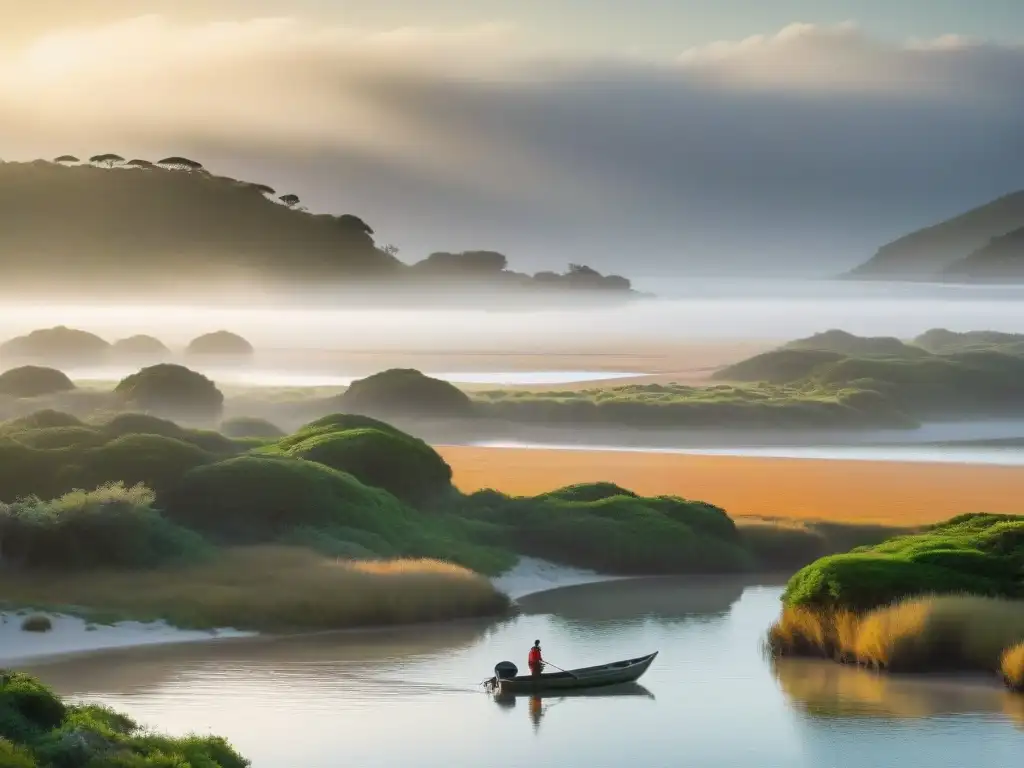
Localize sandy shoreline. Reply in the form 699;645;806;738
438;446;1024;525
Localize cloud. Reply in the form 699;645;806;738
0;16;1022;275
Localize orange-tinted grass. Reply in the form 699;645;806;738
0;546;510;632
768;596;1024;688
439;447;1024;526
1003;643;1024;692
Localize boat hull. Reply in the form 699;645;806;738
495;652;658;695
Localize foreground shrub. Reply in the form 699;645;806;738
163;455;417;544
220;416;285;438
0;547;509;631
0;367;75;398
0;326;109;365
0;483;208;570
783;513;1024;611
338;368;474;417
114;363;224;422
767;596;1024;685
1003;643;1024;692
76;434;216;496
19;615;51;633
280;427;453;502
0;671;248;767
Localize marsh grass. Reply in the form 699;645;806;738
19;615;52;633
767;596;1024;691
0;546;510;631
1003;643;1024;691
737;517;913;570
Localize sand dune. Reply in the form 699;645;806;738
438;446;1024;525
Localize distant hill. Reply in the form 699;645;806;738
942;226;1024;280
781;330;927;358
0;158;640;303
845;191;1024;280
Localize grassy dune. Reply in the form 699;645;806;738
0;547;510;631
767;596;1024;681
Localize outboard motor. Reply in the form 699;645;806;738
494;661;518;680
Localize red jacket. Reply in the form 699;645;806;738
528;647;543;665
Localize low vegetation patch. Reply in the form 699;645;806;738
19;615;51;633
783;513;1024;612
1003;643;1024;692
767;595;1024;694
0;670;248;767
737;517;915;571
0;547;510;631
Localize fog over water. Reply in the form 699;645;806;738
3;279;1024;356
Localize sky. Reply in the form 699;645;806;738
2;2;1023;277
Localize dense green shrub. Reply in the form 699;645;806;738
10;426;106;450
0;671;247;767
0;483;208;570
100;412;238;453
186;330;253;357
163;455;416;543
914;328;1024;354
220;416;285;439
114;364;224;421
0;326;109;365
783;513;1024;611
0;367;75;398
0;410;83;433
338;368;474;417
76;434;215;496
280;427;452;502
454;486;751;574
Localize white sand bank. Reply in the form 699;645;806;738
490;556;628;600
0;611;255;667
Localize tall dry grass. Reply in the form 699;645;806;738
1003;643;1024;692
767;595;1024;685
0;546;510;631
737;517;912;571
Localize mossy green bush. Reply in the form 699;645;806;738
73;434;215;496
0;367;75;399
0;671;247;767
0;410;83;434
220;416;285;439
7;426;106;450
279;427;452;502
783;513;1024;611
338;368;474;417
0;483;208;570
100;412;238;453
114;364;224;422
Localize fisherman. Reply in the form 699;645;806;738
528;639;544;676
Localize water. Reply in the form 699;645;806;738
24;578;1023;767
469;441;1024;466
69;367;644;388
5;279;1024;351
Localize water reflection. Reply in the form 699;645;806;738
491;683;656;735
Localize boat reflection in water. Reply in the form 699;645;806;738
491;682;656;734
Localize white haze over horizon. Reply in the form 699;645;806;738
4;278;1024;356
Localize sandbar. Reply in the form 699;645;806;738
438;446;1024;526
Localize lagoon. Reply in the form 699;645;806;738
23;578;1022;768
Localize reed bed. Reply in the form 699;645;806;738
0;546;511;631
767;595;1024;691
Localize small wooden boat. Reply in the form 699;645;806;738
487;652;658;695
